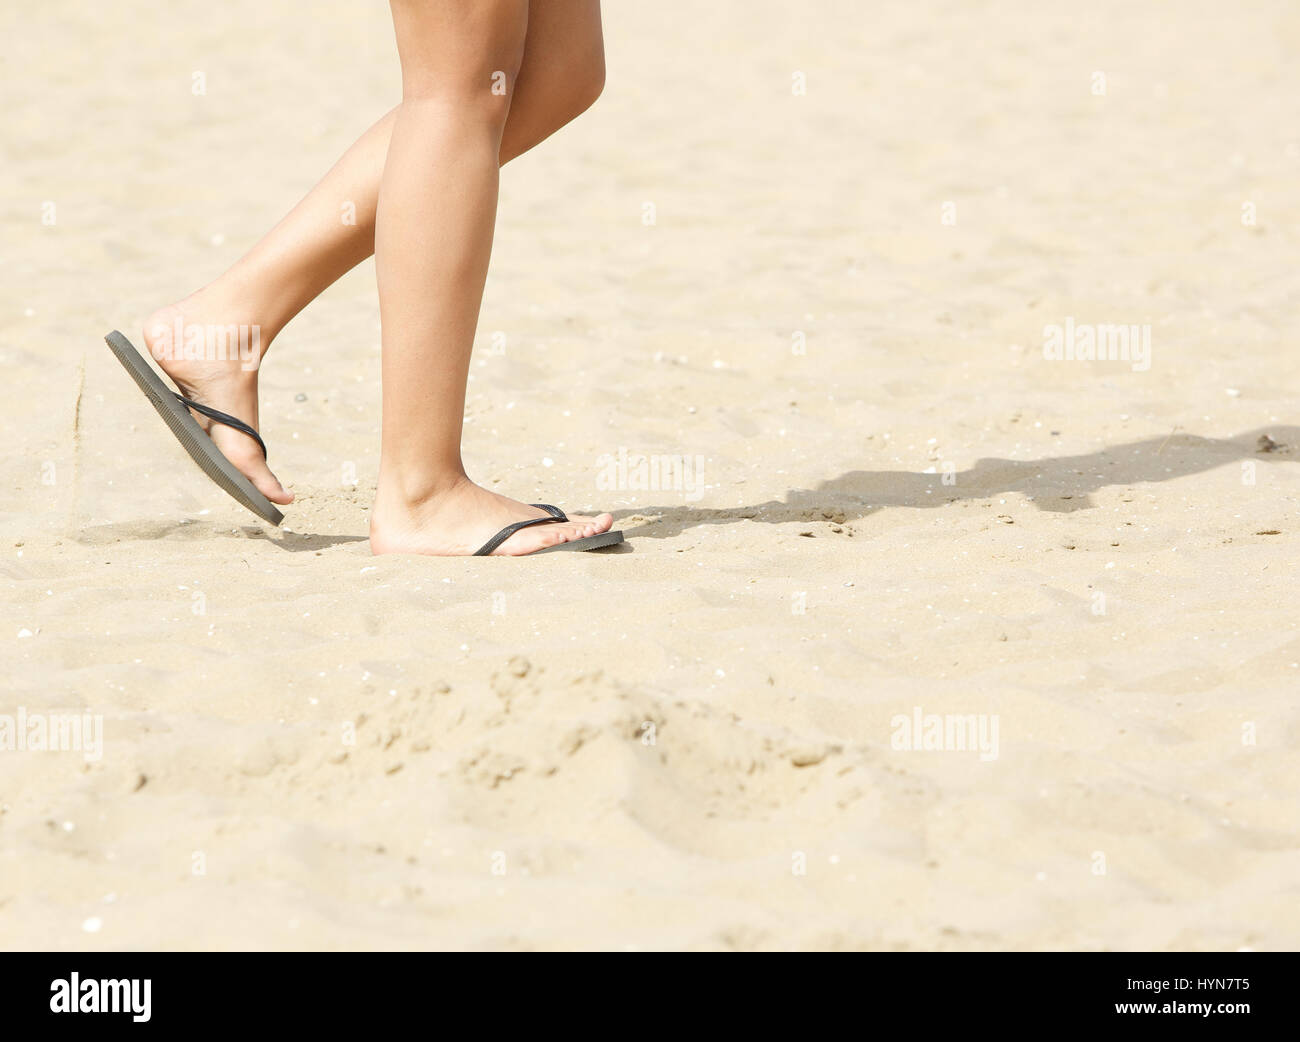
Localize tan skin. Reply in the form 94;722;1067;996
145;0;613;555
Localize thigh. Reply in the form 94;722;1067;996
389;0;531;97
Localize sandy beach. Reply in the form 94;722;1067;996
2;0;1299;950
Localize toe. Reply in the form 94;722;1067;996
256;470;294;505
564;512;614;536
244;462;294;505
214;430;293;504
497;520;596;556
248;459;293;504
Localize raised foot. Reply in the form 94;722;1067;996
143;302;293;505
370;479;615;557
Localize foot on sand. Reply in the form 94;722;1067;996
370;477;614;556
143;302;293;506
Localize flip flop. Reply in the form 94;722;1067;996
474;503;624;555
103;330;284;526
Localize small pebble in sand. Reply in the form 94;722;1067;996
17;628;32;638
82;917;102;933
295;393;307;402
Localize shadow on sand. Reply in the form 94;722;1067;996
612;426;1297;540
75;427;1294;550
73;519;367;552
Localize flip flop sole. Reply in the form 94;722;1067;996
530;529;625;554
104;330;284;526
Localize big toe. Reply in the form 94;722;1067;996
215;432;293;504
499;514;614;555
566;512;614;536
257;469;294;505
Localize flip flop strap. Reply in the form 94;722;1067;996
473;504;570;556
175;394;268;460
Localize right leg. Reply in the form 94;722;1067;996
369;0;611;556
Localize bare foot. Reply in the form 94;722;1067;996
369;476;613;556
142;301;293;505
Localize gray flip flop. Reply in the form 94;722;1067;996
104;330;284;526
474;503;623;555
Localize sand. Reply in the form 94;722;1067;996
2;0;1299;950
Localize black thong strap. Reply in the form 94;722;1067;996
175;394;268;459
473;504;569;556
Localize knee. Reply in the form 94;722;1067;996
498;51;604;165
398;46;526;134
544;52;606;133
565;42;606;120
401;65;524;130
403;83;513;140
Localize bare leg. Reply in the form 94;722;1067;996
143;1;604;506
368;0;611;556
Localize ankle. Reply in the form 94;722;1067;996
374;469;473;519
